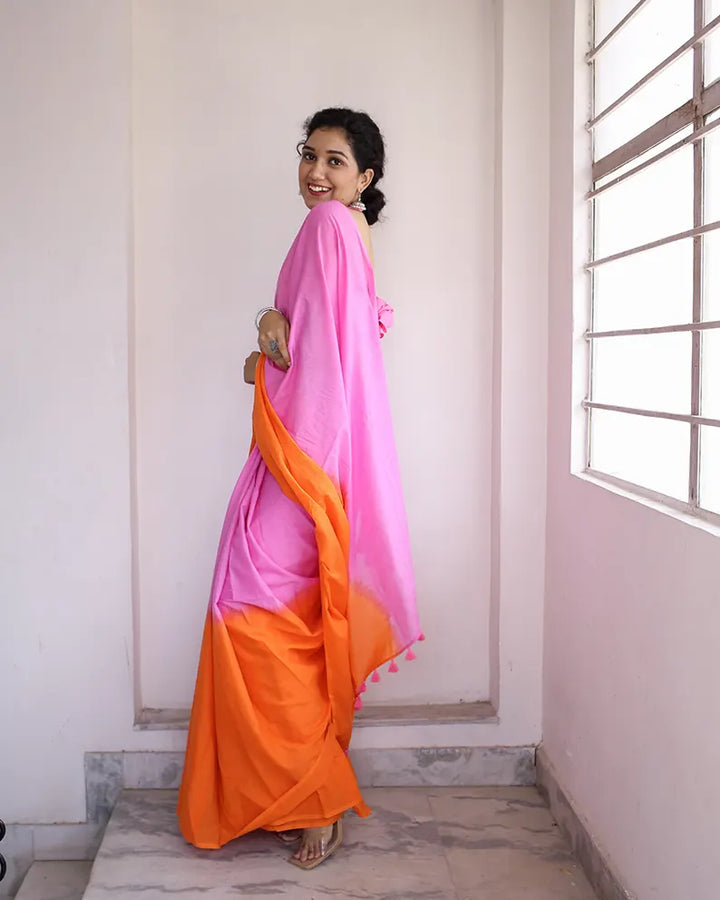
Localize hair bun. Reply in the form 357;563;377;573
361;183;385;226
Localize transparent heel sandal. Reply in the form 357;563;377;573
288;819;343;870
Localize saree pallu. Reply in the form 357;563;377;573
177;200;420;849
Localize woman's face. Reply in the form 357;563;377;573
298;127;373;211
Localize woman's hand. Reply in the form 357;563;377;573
258;310;291;371
244;351;261;384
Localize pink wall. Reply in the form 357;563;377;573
543;5;720;898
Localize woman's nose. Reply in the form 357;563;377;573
308;158;325;180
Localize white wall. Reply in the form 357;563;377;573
0;0;137;824
0;0;548;840
543;4;720;899
0;0;203;830
131;0;496;710
489;0;548;740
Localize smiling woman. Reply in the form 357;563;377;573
177;108;420;871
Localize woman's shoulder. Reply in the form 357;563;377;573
305;199;348;226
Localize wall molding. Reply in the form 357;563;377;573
135;701;498;730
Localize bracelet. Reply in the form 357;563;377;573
254;307;275;330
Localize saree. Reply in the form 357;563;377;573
177;200;420;849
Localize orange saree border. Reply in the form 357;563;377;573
176;357;373;849
253;357;356;748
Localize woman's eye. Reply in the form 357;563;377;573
302;151;315;161
329;157;343;166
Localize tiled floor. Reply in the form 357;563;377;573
16;862;92;900
81;787;598;899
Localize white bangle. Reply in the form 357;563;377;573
254;307;275;330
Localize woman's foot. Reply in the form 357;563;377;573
293;825;333;863
289;820;343;869
274;829;301;845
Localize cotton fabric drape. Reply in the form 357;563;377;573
177;201;419;849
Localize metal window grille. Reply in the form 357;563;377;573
585;0;720;522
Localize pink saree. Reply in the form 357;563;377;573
177;200;420;849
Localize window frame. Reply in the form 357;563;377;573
583;0;720;526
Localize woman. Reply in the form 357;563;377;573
177;108;420;870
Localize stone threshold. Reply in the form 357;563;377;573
135;700;497;730
2;744;534;899
86;745;535;825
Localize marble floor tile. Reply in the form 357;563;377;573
81;786;598;900
83;789;458;900
427;787;598;900
16;861;92;900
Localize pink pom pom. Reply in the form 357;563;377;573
354;696;363;711
418;632;426;641
359;681;367;694
371;670;381;683
405;649;417;661
388;659;399;673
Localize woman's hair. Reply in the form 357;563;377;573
301;108;386;225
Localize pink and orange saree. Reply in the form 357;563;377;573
177;200;420;849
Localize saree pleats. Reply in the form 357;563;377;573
177;358;372;849
178;603;368;848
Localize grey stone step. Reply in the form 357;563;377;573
81;787;598;900
15;862;92;900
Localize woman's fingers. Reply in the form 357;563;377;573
263;336;288;372
275;329;291;369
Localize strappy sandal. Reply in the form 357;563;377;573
274;829;301;845
288;819;343;870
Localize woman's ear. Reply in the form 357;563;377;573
360;168;374;192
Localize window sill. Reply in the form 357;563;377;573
574;469;720;537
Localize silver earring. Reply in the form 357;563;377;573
349;192;366;212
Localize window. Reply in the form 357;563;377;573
585;0;720;520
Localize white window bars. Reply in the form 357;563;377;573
584;0;720;520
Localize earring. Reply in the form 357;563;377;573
349;191;366;212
